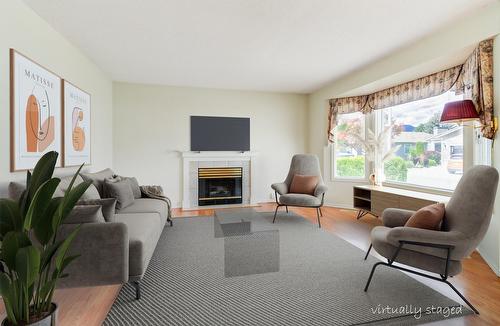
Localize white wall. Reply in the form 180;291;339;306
112;82;308;208
308;2;500;274
0;0;114;196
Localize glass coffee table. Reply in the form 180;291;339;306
213;207;260;238
213;207;280;277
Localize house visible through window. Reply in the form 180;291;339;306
381;90;464;190
333;111;366;178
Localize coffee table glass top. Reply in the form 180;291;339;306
213;207;258;237
213;207;280;277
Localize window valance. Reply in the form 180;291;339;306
327;38;494;142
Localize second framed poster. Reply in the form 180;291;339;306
63;80;91;166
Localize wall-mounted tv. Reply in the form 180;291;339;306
190;116;250;151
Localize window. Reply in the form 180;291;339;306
381;91;464;190
333;111;366;179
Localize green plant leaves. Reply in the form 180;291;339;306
55;164;90;226
33;197;63;246
55;226;80;271
59;255;80;274
1;231;31;270
0;152;87;324
57;182;91;225
24;178;60;232
38;279;57;303
40;241;62;272
15;246;40;288
0;274;16;324
27;151;58;202
0;199;22;239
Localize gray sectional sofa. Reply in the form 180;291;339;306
7;168;170;300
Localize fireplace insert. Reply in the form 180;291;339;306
198;167;242;206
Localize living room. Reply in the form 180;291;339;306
1;0;500;325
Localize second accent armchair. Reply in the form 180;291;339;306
271;154;328;227
363;165;499;314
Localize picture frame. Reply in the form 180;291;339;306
62;80;91;167
10;49;63;171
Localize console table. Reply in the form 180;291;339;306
353;185;450;219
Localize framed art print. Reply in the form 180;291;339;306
62;80;91;166
10;49;62;171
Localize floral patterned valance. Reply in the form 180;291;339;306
328;38;494;143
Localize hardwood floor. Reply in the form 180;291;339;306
1;204;499;325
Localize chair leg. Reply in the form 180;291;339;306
445;280;480;314
319;207;323;217
364;244;372;260
132;281;141;300
316;207;322;228
285;206;289;213
272;205;279;223
364;262;383;292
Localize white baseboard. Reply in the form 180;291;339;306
476;248;500;277
323;201;356;210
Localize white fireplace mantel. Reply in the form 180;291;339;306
181;151;258;209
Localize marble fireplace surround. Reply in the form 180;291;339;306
182;152;258;209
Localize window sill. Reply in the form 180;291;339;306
382;181;454;197
331;177;368;183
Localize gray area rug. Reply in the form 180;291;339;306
104;212;471;325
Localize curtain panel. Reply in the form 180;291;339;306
327;39;494;143
455;39;495;139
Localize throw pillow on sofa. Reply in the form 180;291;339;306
77;198;117;222
80;168;115;197
117;175;141;199
8;176;100;201
7;182;25;201
104;179;135;210
55;175;101;200
64;205;105;224
289;174;319;195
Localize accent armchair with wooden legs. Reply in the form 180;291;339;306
363;165;499;314
271;154;328;227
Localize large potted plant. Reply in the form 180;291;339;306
0;151;90;326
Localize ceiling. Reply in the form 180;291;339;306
24;0;494;93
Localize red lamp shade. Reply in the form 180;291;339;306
440;100;479;124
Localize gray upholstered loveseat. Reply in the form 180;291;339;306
7;168;169;300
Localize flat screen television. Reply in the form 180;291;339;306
190;116;250;151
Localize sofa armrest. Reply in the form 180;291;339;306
314;183;328;197
271;182;288;195
381;208;415;227
56;222;129;288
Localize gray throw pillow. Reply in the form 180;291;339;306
80;168;114;197
64;205;105;224
54;175;101;200
118;176;141;199
8;177;100;201
77;198;117;222
104;179;135;210
8;182;26;201
103;176;122;197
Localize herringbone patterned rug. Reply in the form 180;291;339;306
104;212;471;325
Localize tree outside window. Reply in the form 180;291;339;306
333;112;366;178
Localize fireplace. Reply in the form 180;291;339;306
198;167;243;206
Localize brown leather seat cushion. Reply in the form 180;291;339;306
405;203;445;230
289;174;318;195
